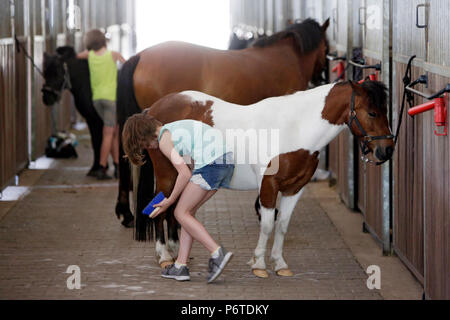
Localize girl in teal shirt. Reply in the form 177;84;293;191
123;112;235;283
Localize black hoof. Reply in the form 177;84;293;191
87;167;101;177
121;215;134;228
115;202;134;228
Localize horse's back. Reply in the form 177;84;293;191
133;42;213;108
133;41;300;108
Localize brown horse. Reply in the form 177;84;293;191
129;80;394;277
116;19;330;266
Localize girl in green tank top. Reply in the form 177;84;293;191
77;29;126;180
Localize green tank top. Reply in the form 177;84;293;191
88;50;117;101
158;120;229;170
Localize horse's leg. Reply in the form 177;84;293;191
75;98;102;172
115;130;134;227
270;189;304;277
133;152;172;267
250;202;276;278
154;215;174;268
135;151;156;238
166;209;180;260
85;113;103;171
249;171;278;278
131;162;169;267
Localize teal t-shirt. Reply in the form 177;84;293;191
158;119;229;170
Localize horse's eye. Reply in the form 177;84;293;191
368;112;377;118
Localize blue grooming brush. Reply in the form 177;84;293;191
142;191;166;218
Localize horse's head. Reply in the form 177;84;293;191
347;81;395;164
42;46;75;106
311;18;330;86
253;18;330;86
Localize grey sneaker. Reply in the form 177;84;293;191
161;264;190;281
207;247;233;284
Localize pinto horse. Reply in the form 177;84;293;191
116;18;330;261
138;80;394;277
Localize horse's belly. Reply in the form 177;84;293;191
228;164;258;190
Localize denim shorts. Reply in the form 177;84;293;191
190;152;235;191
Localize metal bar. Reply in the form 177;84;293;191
393;53;450;79
347;0;355;210
406;82;450;100
326;52;346;61
10;0;17;179
381;0;392;255
348;59;381;70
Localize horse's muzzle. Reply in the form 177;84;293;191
375;146;394;162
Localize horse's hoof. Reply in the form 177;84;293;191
252;269;269;278
276;269;294;277
87;167;101;177
160;261;174;269
121;215;134;228
115;202;133;221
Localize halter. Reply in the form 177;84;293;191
41;62;72;101
347;91;394;165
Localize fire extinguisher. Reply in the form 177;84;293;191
407;92;448;136
332;61;346;81
358;72;378;84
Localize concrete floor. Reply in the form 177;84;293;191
0;132;422;300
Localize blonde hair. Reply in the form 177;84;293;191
85;29;106;51
122;110;162;166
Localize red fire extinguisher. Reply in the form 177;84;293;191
408;93;448;136
358;72;378;84
332;61;345;81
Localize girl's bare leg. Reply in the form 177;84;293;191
100;126;114;167
174;183;219;264
176;189;217;265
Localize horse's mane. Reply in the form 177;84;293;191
360;81;388;112
43;46;77;78
252;18;325;54
337;81;388;112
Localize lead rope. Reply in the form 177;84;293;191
393;55;416;145
14;35;44;77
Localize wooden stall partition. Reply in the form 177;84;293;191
0;40;17;190
358;56;385;244
392;62;425;283
14;35;28;172
422;0;450;300
326;0;355;209
392;0;450;299
423;74;450;300
0;0;18;190
31;35;51;160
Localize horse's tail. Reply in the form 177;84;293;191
116;54;155;241
117;54;141;126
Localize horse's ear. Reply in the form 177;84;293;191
56;46;76;60
322;18;330;32
349;80;366;96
